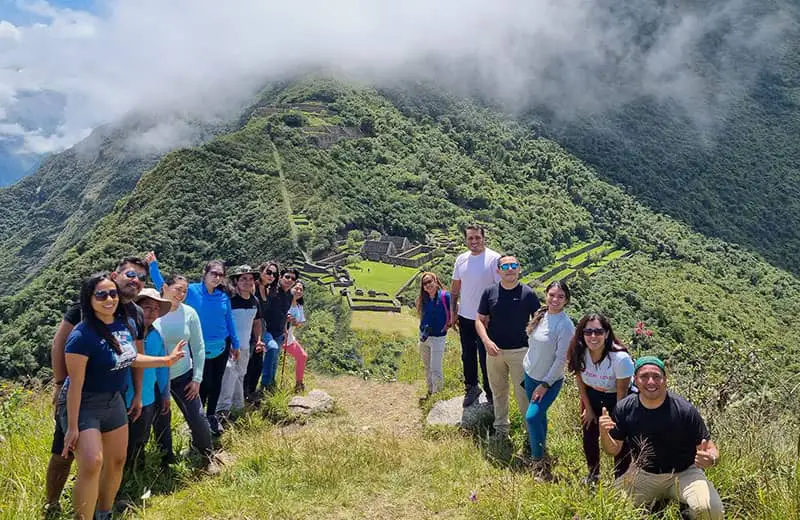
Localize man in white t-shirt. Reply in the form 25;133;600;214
450;224;501;407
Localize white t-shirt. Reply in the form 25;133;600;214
286;305;306;344
580;349;634;393
451;248;501;320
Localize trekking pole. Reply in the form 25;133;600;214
280;335;288;390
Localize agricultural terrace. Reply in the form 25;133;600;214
520;241;631;286
347;260;419;296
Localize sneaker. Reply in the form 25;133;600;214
463;385;483;407
581;472;599;487
161;452;177;467
208;414;224;436
43;503;62;519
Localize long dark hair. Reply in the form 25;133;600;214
415;272;445;318
527;280;571;334
258;261;280;297
79;271;133;355
567;313;628;373
292;280;306;306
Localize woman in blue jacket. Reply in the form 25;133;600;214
183;260;240;436
415;272;451;397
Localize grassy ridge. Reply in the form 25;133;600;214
2;323;799;519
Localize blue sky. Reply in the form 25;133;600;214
0;0;97;24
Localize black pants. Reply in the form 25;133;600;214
458;316;492;400
244;346;263;397
126;397;172;468
170;369;212;458
583;385;630;478
200;344;230;419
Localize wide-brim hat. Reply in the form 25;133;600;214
229;264;260;280
135;288;172;317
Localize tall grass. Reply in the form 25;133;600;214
1;330;799;519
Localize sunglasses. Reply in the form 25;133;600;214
94;289;119;301
583;328;606;336
264;270;277;277
422;279;435;286
207;271;225;278
500;262;520;271
124;270;147;282
283;274;297;281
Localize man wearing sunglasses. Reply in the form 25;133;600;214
475;255;540;440
599;357;723;519
45;256;148;515
450;224;502;408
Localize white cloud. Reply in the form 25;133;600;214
0;21;21;41
0;0;789;159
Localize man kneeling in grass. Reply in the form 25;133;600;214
599;356;724;519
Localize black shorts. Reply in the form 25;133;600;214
57;391;128;437
50;414;67;455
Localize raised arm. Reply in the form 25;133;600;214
147;256;165;292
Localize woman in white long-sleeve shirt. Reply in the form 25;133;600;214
522;280;575;478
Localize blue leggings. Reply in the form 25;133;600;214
524;374;563;459
260;332;285;387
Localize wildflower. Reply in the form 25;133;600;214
470;490;478;502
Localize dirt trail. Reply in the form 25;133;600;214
307;374;422;436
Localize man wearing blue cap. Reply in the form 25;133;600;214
599;356;724;519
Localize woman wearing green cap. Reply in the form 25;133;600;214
566;313;633;485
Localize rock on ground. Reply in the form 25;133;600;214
425;393;493;430
288;389;335;416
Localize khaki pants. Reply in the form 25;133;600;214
486;347;528;433
419;336;446;394
615;465;724;519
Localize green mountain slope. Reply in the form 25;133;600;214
1;78;798;419
536;0;800;275
0;116;231;297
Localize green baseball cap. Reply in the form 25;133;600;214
634;356;666;374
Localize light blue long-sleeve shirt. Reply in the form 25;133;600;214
124;328;170;407
154;303;205;382
149;260;238;359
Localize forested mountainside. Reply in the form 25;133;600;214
536;0;800;275
0;116;230;297
0;78;798;419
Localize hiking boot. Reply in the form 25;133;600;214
217;410;233;426
294;381;305;394
43;503;61;519
581;472;599;487
161;451;177;467
208;414;224;436
463;385;483;407
531;458;555;483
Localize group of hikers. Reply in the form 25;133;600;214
42;224;724;519
45;254;309;519
415;224;724;519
